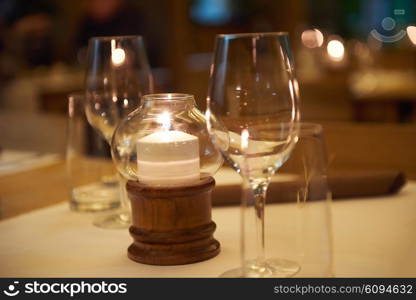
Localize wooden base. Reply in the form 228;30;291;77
126;177;220;265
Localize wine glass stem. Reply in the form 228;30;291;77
241;177;270;273
106;136;130;214
253;186;266;263
251;181;268;265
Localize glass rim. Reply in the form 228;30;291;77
142;93;194;102
216;32;289;40
88;35;144;43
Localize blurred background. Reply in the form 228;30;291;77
1;0;416;177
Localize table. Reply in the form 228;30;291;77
0;182;415;277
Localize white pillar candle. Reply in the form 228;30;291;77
137;130;200;185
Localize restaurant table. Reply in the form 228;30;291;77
0;181;415;277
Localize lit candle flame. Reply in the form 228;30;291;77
158;111;171;131
241;129;249;153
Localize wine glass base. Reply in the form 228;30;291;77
220;258;300;278
93;210;131;229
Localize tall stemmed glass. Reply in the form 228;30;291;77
206;33;300;277
85;36;153;229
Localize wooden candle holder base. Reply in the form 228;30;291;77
126;177;220;265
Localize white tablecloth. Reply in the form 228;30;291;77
1;182;415;277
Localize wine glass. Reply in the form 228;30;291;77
85;35;153;229
206;32;300;277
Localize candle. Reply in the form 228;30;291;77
136;130;200;185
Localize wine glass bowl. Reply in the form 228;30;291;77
85;36;153;142
206;32;300;277
207;33;299;180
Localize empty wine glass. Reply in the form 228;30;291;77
206;32;300;277
85;35;153;229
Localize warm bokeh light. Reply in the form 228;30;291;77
111;48;125;66
327;39;345;61
301;28;324;48
407;26;416;45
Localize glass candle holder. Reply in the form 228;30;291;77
111;93;223;184
111;93;224;265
